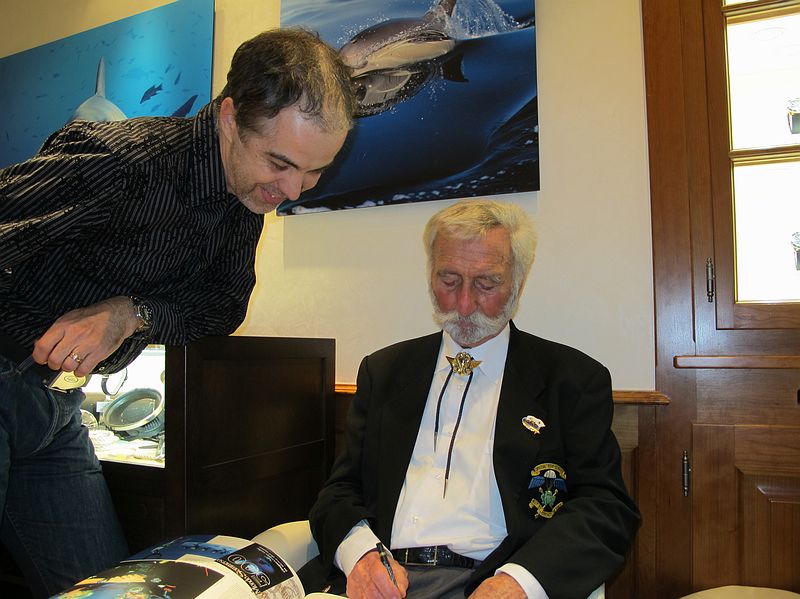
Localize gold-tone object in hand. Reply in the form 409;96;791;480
446;351;481;375
70;352;82;364
48;370;91;391
16;355;90;392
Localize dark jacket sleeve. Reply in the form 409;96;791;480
139;207;261;345
494;361;640;598
308;353;378;573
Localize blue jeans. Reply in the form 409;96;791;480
0;355;128;598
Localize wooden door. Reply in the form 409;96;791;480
642;0;800;596
692;424;800;590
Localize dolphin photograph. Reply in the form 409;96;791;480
277;0;537;214
0;0;212;168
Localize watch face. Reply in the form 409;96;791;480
131;296;153;331
140;302;153;327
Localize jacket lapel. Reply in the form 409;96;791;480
376;333;442;537
493;323;547;523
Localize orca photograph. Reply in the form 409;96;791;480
277;0;538;215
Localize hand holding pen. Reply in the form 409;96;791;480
376;542;397;586
348;543;408;598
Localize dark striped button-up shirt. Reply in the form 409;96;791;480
0;103;264;372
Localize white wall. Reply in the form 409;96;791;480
1;0;655;389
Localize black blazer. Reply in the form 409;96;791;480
306;323;640;599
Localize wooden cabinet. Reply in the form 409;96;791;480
103;335;335;553
692;423;800;590
642;0;800;595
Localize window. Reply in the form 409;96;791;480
710;0;800;326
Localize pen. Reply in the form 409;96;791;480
376;541;397;587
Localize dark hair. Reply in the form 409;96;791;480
216;28;356;133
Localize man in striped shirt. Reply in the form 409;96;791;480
0;28;355;597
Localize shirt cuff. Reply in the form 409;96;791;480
333;520;381;576
496;563;549;599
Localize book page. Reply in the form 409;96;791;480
53;534;306;598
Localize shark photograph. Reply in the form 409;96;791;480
0;0;212;168
278;0;537;214
69;57;127;122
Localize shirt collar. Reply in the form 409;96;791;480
438;323;510;384
188;102;234;207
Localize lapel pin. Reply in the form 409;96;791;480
522;415;545;435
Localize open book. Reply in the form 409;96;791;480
53;534;306;598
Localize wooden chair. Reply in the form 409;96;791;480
680;587;800;599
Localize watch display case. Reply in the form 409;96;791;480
94;336;335;553
82;345;166;467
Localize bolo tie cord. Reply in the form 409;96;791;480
433;369;475;498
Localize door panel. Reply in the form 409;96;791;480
692;424;738;590
693;423;800;591
742;477;800;588
695;370;800;424
642;0;701;594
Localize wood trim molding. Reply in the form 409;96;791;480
613;390;670;405
674;355;800;369
335;383;669;405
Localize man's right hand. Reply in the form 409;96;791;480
346;549;408;599
32;295;141;377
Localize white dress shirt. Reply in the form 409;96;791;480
335;325;549;598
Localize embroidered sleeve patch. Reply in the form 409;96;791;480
528;462;567;518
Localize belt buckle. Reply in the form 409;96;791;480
402;547;436;567
416;546;438;567
45;370;91;392
16;355;90;393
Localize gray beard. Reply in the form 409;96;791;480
431;291;518;348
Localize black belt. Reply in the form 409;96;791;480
0;332;48;378
0;332;78;390
391;546;477;569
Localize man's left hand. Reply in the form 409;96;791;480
468;573;527;599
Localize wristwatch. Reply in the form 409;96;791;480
130;296;154;333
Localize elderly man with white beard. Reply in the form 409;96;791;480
301;199;640;599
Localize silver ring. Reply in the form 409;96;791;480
70;352;82;364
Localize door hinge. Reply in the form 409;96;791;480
682;450;692;497
706;258;715;303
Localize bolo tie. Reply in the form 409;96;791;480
434;351;481;498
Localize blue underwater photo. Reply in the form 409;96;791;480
0;0;213;168
278;0;538;214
